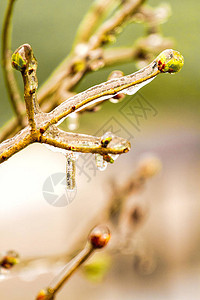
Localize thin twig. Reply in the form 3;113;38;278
12;44;41;131
37;0;145;108
36;226;110;300
11;156;162;276
88;0;145;49
1;0;25;126
74;0;119;45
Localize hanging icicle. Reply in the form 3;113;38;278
95;154;107;171
66;152;79;190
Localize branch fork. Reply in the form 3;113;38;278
0;44;183;166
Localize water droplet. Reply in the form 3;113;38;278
109;98;121;104
108;70;124;80
68;112;79;131
109;92;125;104
95;154;107;171
66;151;78;190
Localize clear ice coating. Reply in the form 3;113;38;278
45;144;67;155
66;151;78;190
100;131;114;147
123;77;155;95
95;154;107;171
68;112;79;131
109;154;119;161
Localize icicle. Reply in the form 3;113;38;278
66;152;78;190
68;112;79;131
95;154;107;171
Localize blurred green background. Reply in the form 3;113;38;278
0;0;199;129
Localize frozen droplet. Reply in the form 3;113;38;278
108;70;124;81
66;151;78;190
109;98;121;104
109;93;125;104
68;112;79;131
95;154;107;171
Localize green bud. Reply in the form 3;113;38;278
11;52;27;71
156;49;184;73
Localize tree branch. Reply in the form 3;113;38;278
74;0;119;45
0;46;184;164
36;226;110;300
1;0;25;126
41;126;130;155
0;0;172;142
12;44;41;131
88;0;145;49
10;156;162;277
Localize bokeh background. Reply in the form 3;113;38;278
0;0;199;299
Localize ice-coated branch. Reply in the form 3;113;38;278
0;45;184;164
0;0;173;141
40;48;184;131
41;126;130;155
36;226;110;300
88;0;145;49
74;0;119;45
12;44;41;131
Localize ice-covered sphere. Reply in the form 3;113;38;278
156;49;184;73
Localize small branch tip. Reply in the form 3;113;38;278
89;225;111;249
